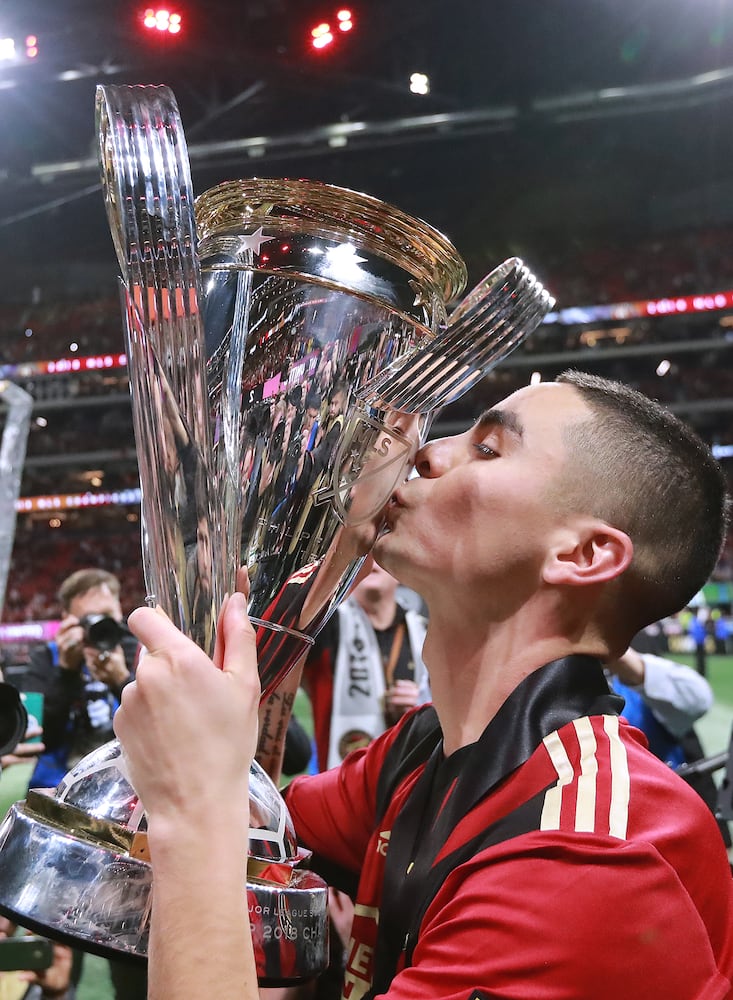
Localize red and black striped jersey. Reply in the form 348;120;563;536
286;656;733;1000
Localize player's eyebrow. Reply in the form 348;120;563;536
474;408;524;440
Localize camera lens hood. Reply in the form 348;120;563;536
0;683;28;758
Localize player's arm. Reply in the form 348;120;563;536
114;595;260;1000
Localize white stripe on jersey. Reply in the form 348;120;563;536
540;715;630;839
573;716;598;833
540;730;574;831
604;714;630;840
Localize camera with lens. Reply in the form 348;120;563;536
0;682;28;759
78;614;129;653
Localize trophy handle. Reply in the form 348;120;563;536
357;257;555;412
97;84;229;655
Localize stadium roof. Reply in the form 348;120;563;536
3;0;733;298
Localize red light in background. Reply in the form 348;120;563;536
310;9;354;49
142;8;183;34
337;9;353;30
311;22;334;49
25;35;38;58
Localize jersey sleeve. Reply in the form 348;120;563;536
378;834;733;1000
285;716;409;878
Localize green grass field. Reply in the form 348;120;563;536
666;654;733;756
0;662;730;999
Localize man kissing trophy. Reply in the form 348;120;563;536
0;84;553;983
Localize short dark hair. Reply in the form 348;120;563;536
58;569;120;611
556;370;730;633
287;385;302;408
329;380;347;402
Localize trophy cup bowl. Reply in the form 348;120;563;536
0;85;470;982
194;175;469;688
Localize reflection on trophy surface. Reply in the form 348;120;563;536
194;176;468;696
0;83;553;982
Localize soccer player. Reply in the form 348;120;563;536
115;372;733;999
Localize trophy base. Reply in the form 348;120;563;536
0;798;329;984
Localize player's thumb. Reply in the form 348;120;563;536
221;591;259;689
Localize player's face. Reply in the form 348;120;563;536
375;382;592;605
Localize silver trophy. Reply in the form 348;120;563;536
0;84;553;982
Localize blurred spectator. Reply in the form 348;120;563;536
688;610;710;677
607;647;713;768
302;563;430;772
24;569;139;790
713;611;732;655
4;524;145;626
607;646;729;846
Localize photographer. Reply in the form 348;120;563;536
21;570;146;1000
24;569;138;790
0;916;73;1000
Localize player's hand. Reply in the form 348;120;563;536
115;594;260;826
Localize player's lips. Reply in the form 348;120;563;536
382;491;406;530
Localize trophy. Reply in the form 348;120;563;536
0;85;553;982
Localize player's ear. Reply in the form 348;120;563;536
543;521;633;587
